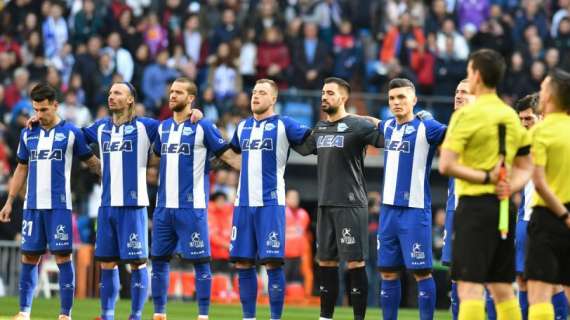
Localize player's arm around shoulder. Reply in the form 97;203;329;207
198;118;241;171
352;115;384;148
281;116;315;156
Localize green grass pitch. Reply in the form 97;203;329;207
0;297;452;319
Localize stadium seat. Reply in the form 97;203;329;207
282;101;314;127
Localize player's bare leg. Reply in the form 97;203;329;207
486;282;520;320
528;280;555;319
236;261;257;320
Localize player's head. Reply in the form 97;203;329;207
515;93;540;129
321;77;350;115
285;189;300;209
30;82;59;127
467;49;506;93
169;77;197;113
454;79;474;110
251;79;278;115
388;78;417;118
108;82;137;116
538;68;570;114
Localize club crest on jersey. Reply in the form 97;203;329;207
317;135;344;148
266;231;281;249
54;133;66;142
385;140;410;153
189;232;204;248
124;125;135;134
102;140;133;153
182;127;194;136
30;149;63;161
161;143;191;155
411;242;425;260
54;224;69;241
340;228;355;245
337;123;349;132
404;126;416;135
127;233;142;249
241;138;274;150
264;123;275;131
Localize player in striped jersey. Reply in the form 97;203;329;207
82;82;159;320
0;83;100;320
378;78;447;320
149;78;240;320
229;79;311;320
513;94;568;320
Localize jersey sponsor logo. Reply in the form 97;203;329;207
30;149;63;161
340;228;356;245
54;224;69;241
102;140;133;153
264;123;275;131
404;126;416;135
316;135;344;148
241;138;274;151
182;127;194;136
26;135;39;141
189;232;205;248
127;233;142;249
54;133;66;142
161;143;191;155
337;123;349;132
266;231;281;249
385;140;411;153
411;242;425;260
124;125;135;134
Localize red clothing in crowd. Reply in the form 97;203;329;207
208;201;233;260
285;206;310;258
256;41;290;88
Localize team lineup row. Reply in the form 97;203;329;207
2;47;570;320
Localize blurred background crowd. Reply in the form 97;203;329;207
0;0;568;308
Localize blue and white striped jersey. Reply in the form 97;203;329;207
153;118;229;209
83;116;159;207
381;117;447;209
518;181;534;222
17;121;93;210
445;178;458;212
230;115;310;207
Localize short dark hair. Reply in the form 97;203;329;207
468;49;506;88
388;78;416;92
515;93;539;113
549;68;570;110
173;77;198;96
324;77;351;95
30;83;57;103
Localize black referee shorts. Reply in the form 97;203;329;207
316;206;368;262
451;194;516;283
525;205;570;286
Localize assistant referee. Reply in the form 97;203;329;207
439;49;533;320
525;69;570;320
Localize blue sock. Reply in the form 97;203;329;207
519;291;528;320
552;290;568;320
19;263;38;313
238;268;258;318
451;282;459;320
151;260;169;314
100;268;119;320
485;289;496;320
194;263;212;317
267;267;285;320
57;261;75;316
418;277;436;320
130;265;149;320
381;279;401;320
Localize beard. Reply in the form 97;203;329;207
170;101;187;112
321;101;339;115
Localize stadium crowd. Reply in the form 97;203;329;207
1;0;570;311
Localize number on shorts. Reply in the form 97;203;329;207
22;220;33;237
231;226;237;241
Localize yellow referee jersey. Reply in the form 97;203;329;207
531;112;570;206
442;93;531;196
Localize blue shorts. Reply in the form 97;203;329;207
441;210;455;266
21;209;73;255
377;204;433;270
151;207;210;262
230;206;285;264
515;219;529;274
95;206;148;262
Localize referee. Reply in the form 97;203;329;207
295;77;383;320
525;69;570;319
439;49;533;320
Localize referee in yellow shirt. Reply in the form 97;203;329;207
526;69;570;320
439;48;533;320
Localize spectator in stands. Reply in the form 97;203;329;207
102;32;134;82
207;42;242;109
167;44;197;81
257;27;291;89
26;53;48;84
284;189;310;284
72;35;101;111
0;84;6;121
211;8;240;52
208;191;234;274
456;0;490;31
434;36;467;96
58;89;92;128
160;0;185;46
524;36;544;65
20;31;42;68
201;87;220;123
291;22;330;90
380;12;425;68
513;0;548;44
67;73;86;106
470;17;512;58
410;44;435;94
0;31;22;65
42;1;68;59
252;0;286;42
436;18;469;61
72;0;103;45
502;51;533;104
432;208;446;260
551;0;570;38
528;60;546;92
50;43;75;87
544;48;560;73
332;20;362;81
183;15;207;68
310;0;343;45
239;28;258;92
143;11;168;58
142;49;178;110
425;0;450;39
554;17;570;69
366;192;381;307
19;12;40;45
111;9;141;54
0;52;13;86
4;67;30;110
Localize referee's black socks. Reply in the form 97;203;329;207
319;266;339;319
348;266;368;320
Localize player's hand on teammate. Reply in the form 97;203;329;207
190;109;203;123
0;203;12;222
416;110;434;121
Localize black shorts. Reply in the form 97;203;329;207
525;206;570;286
451;194;516;283
316;206;368;262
